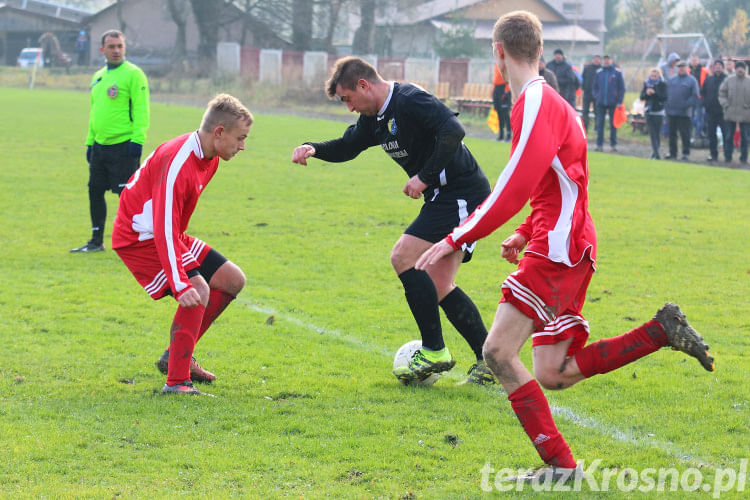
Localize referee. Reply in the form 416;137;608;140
292;57;494;385
71;29;150;253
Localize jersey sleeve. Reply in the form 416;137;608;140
129;67;150;145
151;154;192;300
446;86;557;249
85;72;101;146
307;117;378;162
400;91;462;185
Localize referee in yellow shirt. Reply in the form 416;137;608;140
71;29;150;253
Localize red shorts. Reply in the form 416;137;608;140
115;235;211;300
500;253;594;356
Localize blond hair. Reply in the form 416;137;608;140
200;94;253;133
649;67;663;78
492;11;543;64
325;56;381;98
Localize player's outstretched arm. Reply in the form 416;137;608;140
415;239;457;270
291;144;316;165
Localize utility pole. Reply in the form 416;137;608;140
662;0;668;58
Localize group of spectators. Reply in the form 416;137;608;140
494;48;749;166
584;51;749;164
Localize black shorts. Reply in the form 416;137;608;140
164;248;228;297
404;188;489;263
89;141;140;194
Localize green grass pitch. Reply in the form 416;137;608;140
0;87;748;499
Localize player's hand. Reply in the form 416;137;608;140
501;232;527;265
403;175;427;199
291;144;316;165
415;239;456;270
177;288;202;308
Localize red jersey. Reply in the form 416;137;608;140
447;77;596;266
112;131;219;298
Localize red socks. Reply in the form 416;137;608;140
166;304;205;385
508;380;577;468
574;320;668;378
195;289;236;342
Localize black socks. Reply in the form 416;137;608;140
440;287;488;360
398;268;444;350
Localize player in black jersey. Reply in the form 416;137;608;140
292;56;494;385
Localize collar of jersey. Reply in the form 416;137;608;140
521;76;544;95
377;81;395;121
191;131;205;159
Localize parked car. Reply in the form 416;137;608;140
17;48;44;68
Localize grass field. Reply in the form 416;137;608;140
0;87;748;499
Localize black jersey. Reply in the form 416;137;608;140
308;82;489;197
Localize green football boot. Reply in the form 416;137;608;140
458;360;497;386
393;347;455;382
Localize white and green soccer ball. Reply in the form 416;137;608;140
393;340;441;387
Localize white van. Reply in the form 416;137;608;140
17;48;43;68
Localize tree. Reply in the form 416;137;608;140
605;0;678;58
697;0;748;51
352;0;375;54
190;0;227;75
720;9;749;56
291;0;313;50
166;0;188;69
434;20;479;58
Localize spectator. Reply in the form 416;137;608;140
724;58;735;76
581;55;601;133
592;55;625;152
640;67;667;159
538;57;559;92
701;59;727;162
546;48;580;108
689;54;709;142
660;52;681;80
664;61;699;161
492;64;511;141
719;60;750;164
75;30;89;66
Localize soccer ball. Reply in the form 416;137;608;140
393;340;441;387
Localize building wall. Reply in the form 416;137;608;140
87;0;244;68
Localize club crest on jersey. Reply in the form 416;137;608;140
107;84;118;98
388;118;398;135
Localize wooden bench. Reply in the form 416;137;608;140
398;80;450;102
453;83;494;114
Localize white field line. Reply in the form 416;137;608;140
243;300;723;471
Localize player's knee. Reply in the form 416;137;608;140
390;246;410;273
227;266;246;296
482;341;513;379
536;370;564;391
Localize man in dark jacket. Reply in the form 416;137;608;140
592;55;625;152
581;55;601;133
538;57;559;92
546;48;579;108
665;61;700;160
701;60;727;161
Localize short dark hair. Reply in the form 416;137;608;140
735;60;747;70
554;48;563;55
100;29;124;47
325;56;381;98
713;59;725;68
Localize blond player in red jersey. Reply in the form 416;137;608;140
113;94;252;395
416;11;714;482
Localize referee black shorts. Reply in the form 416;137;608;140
404;188;489;263
89;141;140;195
